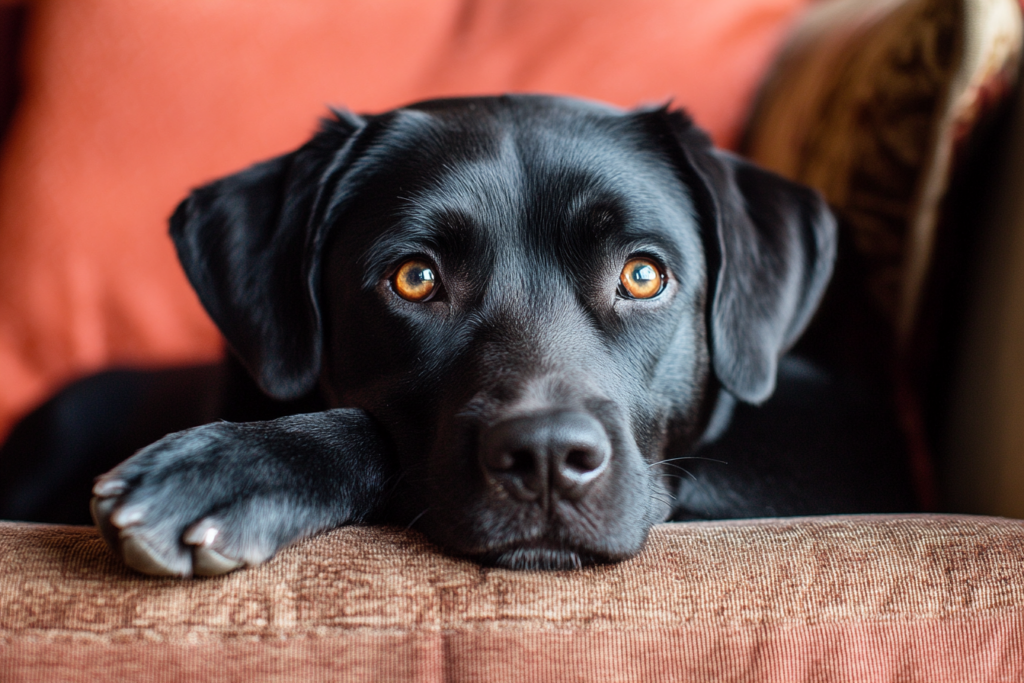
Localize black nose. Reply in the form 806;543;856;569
479;410;611;502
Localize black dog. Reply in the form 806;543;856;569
84;94;906;577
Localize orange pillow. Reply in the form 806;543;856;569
0;0;810;442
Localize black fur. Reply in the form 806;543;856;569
83;95;905;577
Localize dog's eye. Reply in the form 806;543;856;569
393;259;438;302
619;257;665;299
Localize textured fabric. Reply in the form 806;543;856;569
744;0;1023;340
3;515;1024;681
0;0;812;444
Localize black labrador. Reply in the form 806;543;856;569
80;95;912;577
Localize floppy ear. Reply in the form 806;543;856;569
654;109;837;404
170;112;366;400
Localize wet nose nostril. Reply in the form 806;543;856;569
479;410;611;502
554;439;610;496
484;447;537;474
565;448;602;474
507;450;535;475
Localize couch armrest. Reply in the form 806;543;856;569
2;515;1023;681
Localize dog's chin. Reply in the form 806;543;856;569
478;542;610;571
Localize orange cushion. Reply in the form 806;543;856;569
0;0;811;441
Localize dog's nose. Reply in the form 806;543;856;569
479;410;611;502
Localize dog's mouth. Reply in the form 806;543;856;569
407;397;656;571
478;538;608;571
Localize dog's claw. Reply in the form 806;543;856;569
120;535;181;577
92;495;188;577
90;496;121;550
183;518;218;546
111;504;146;528
183;519;243;576
192;545;243;576
92;478;126;497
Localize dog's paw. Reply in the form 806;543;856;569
91;423;320;578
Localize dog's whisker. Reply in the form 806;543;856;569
655;463;700;483
405;507;433;530
658;467;699;483
649;456;729;468
643;483;677;522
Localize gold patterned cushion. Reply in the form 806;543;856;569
744;0;1022;342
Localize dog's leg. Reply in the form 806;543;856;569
90;409;394;577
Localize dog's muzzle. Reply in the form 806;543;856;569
479;409;611;506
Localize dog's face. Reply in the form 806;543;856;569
171;95;835;569
319;98;711;567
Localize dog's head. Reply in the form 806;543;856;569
170;95;835;569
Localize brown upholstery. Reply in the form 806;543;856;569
3;515;1024;681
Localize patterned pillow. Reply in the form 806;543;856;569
742;0;1023;507
744;0;1022;341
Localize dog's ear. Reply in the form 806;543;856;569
170;112;366;400
652;109;836;404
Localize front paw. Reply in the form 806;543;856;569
91;423;320;578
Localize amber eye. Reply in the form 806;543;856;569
619;257;665;299
393;259;438;302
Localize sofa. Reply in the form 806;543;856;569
4;515;1024;681
2;0;1024;680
